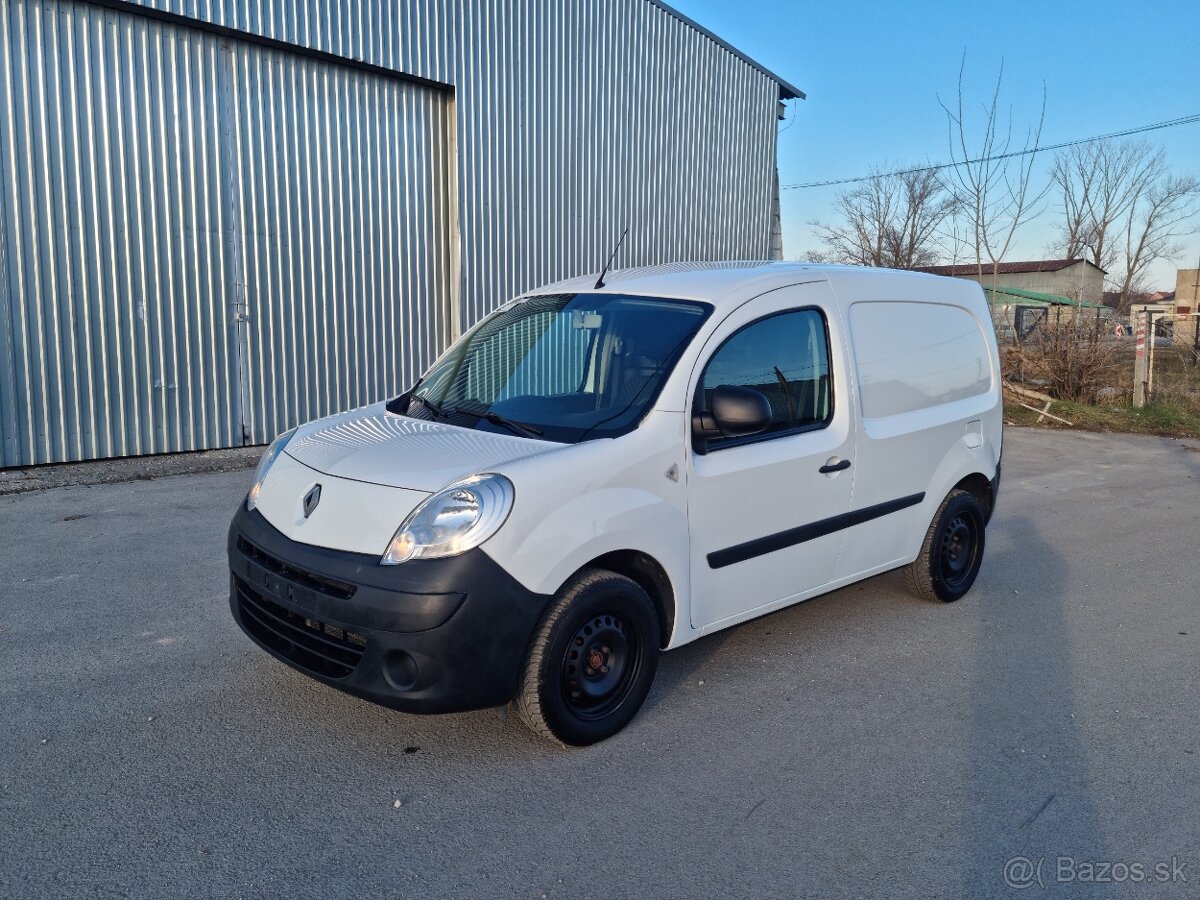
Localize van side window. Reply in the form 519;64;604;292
699;308;832;448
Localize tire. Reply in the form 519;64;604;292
904;489;986;603
514;569;660;746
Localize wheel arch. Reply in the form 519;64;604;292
953;471;995;523
573;550;676;650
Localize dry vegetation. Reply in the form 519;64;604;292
1004;322;1122;404
1002;323;1200;437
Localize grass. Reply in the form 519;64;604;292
1004;398;1200;438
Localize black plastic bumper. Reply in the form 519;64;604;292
987;461;1001;523
227;505;553;714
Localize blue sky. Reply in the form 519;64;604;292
671;0;1200;291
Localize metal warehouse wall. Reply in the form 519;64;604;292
0;0;787;466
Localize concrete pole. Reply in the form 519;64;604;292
1133;307;1149;407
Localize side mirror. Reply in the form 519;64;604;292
693;385;772;443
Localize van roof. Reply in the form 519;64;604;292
526;260;981;310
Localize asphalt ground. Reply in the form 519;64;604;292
2;428;1198;899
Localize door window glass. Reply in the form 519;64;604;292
699;309;832;447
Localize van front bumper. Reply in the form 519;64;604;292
227;505;553;715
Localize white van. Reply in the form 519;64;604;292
228;262;1002;745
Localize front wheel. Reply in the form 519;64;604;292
514;569;660;746
905;489;986;602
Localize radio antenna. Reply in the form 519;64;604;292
594;225;630;289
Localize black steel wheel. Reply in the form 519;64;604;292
514;569;660;746
561;611;640;719
905;488;986;603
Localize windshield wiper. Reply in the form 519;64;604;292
412;391;449;419
414;393;543;438
449;406;544;439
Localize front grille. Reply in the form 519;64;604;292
235;578;367;679
236;537;356;600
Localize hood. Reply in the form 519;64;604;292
284;403;562;492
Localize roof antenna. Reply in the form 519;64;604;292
594;225;630;289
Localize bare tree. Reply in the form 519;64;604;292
939;58;1049;297
1116;174;1200;310
1047;140;1200;310
1048;140;1163;271
811;166;957;268
1050;145;1101;262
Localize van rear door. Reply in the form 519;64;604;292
835;298;998;578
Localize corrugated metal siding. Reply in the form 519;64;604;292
124;0;781;323
0;0;241;464
127;0;456;84
228;41;451;444
452;0;779;324
1;0;783;466
0;0;453;463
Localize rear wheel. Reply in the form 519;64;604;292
514;569;660;746
905;489;986;602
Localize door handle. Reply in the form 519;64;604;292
819;458;851;474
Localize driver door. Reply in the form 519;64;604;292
687;282;856;631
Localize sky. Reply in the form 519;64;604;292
671;0;1200;292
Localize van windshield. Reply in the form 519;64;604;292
396;293;711;442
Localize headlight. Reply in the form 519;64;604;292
246;428;296;510
381;473;514;565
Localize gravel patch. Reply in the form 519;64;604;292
0;446;263;495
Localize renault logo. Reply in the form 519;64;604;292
302;484;322;518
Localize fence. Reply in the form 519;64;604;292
996;303;1200;412
1134;310;1200;408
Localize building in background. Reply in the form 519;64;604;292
974;286;1108;340
1173;270;1198;315
0;0;801;467
1171;269;1200;350
918;259;1106;305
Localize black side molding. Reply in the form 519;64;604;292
707;492;927;570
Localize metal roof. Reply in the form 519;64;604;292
983;286;1108;309
648;1;806;100
919;258;1108;277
